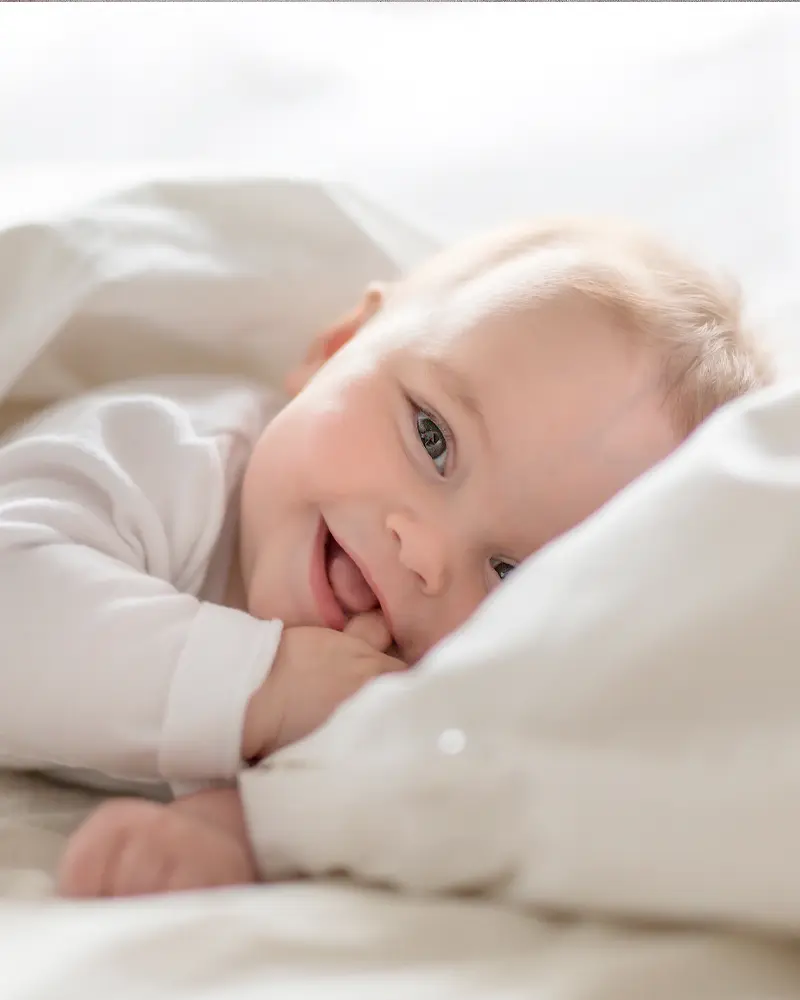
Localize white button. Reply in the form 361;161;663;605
437;728;467;755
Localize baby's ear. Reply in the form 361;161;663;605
284;283;387;397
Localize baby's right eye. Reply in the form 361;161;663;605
415;408;450;476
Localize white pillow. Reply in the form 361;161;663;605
243;378;800;935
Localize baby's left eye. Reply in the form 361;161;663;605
490;557;516;581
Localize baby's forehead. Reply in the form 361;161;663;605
389;253;627;367
438;247;591;333
394;234;630;345
401;239;564;306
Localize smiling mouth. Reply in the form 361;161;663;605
311;519;347;630
311;518;389;634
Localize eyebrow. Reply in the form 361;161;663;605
427;355;489;446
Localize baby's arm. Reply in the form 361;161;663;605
0;388;281;784
58;788;257;898
59;612;405;898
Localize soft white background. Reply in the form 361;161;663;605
2;2;798;366
1;3;798;337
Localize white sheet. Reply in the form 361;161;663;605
2;4;800;997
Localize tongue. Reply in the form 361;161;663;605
327;539;378;615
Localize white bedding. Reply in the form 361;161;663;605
2;4;800;997
2;770;800;1000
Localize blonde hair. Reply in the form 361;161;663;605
404;219;772;438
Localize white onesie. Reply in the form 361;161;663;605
0;377;284;790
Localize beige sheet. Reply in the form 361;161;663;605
0;770;99;900
1;769;800;1000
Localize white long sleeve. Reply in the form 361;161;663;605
0;378;283;785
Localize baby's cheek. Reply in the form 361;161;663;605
310;408;369;479
240;456;277;550
304;376;399;494
417;586;488;659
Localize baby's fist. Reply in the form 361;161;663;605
242;611;405;761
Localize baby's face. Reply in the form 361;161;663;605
239;261;678;662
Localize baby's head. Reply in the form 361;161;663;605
239;220;771;662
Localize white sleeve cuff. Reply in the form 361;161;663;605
159;602;283;782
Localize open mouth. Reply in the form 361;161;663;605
310;519;346;630
310;518;383;632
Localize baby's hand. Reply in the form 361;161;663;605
58;793;255;898
242;611;405;762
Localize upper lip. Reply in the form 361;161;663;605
327;525;395;642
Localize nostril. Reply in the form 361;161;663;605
386;513;403;548
386;513;448;595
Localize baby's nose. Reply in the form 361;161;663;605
386;512;448;596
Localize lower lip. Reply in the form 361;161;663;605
310;517;347;630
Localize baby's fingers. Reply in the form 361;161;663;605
374;651;408;675
343;610;392;651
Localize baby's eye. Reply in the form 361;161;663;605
490;557;516;581
415;409;449;475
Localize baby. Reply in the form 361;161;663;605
0;220;768;897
